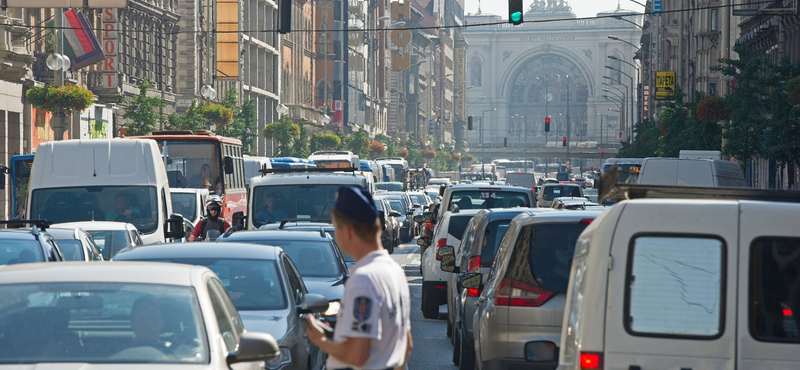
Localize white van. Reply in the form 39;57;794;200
637;157;746;187
556;186;800;370
243;155;272;187
27;139;184;245
308;151;359;169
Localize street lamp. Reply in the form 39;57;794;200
608;35;641;50
606;66;635;141
46;52;71;140
481;108;496;178
201;85;217;101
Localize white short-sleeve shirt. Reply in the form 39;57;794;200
327;250;411;370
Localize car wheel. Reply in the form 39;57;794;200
452;325;461;365
459;329;475;370
421;284;439;319
447;316;452;338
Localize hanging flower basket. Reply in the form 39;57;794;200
452;152;461;162
199;103;233;129
421;149;437;160
26;84;94;114
787;77;800;108
696;96;730;123
461;153;474;162
399;148;409;158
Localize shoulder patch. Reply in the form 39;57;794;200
353;296;372;321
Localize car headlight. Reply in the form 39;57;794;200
264;347;292;369
322;300;341;317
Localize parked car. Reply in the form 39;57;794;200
113;243;330;370
218;229;347;326
0;262;287;368
454;210;601;370
53;221;143;259
439;208;537;367
47;226;103;261
0;221;65;265
420;209;480;319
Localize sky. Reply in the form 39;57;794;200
463;0;646;19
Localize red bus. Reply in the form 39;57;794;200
131;130;247;222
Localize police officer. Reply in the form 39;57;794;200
306;186;413;370
189;197;230;241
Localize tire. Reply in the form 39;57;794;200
452;325;461;365
447;317;453;338
459;329;475;370
421;284;439;319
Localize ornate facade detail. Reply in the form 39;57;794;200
527;0;573;15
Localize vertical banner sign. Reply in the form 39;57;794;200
391;0;411;72
101;8;119;89
643;85;650;119
454;42;466;119
655;71;675;100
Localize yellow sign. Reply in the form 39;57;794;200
656;71;676;100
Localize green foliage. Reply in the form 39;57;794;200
26;84;94;115
310;133;341;152
619;118;661;158
219;88;258;154
263;116;300;157
762;57;800;166
121;79;167;136
404;134;423;167
199;103;233;134
292;123;310;158
165;100;208;132
343;129;370;158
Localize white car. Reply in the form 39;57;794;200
0;262;286;368
52;221;143;260
420;209;480;319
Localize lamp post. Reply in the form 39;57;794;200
605;67;634;142
49;9;70;141
481;108;496;179
608;35;640;51
609;55;641;129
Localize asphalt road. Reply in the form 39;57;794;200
390;240;458;370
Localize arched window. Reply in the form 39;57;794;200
470;57;482;87
610;58;622;85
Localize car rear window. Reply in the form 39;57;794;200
506;223;589;293
450;190;531;210
750;237;800;343
543;186;582;199
448;215;473;239
480;220;511;266
55;239;85;261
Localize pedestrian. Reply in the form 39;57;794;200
306;186;413;370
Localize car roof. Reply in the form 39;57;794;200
479;207;543;220
221;229;330;242
542;183;581;187
45;227;86;239
0;261;207;286
444;209;482;218
250;172;365;186
0;228;45;240
516;210;604;225
113;242;281;261
445;184;531;191
51;221;136;231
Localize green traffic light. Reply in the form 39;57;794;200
510;12;522;23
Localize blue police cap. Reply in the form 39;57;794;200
334;186;378;224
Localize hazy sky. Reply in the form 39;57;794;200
464;0;646;19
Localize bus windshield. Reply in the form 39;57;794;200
29;186;159;234
158;140;222;192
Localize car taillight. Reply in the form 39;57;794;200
579;219;593;224
435;238;447;261
468;256;481;272
579;352;603;369
425;222;433;230
466;288;479;297
784;307;793;316
493;278;554;307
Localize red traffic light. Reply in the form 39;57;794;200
601;150;605;154
562;137;567;147
545;117;550;124
544;117;551;132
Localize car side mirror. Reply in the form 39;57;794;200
459;272;483;290
413;215;424;223
406;210;414;216
437;245;455;258
226;332;280;365
413;203;421;208
390;210;401;218
417;238;427;247
164;214;186;240
525;341;559;362
232;211;246;229
439;246;456;272
224;156;235;175
297;293;330;314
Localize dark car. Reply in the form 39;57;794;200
378;196;414;243
374;198;401;254
218;229;348;325
113;242;326;370
0;222;65;265
47;227;103;261
258;220;357;270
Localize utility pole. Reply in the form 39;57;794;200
51;8;67;141
566;74;570;167
721;0;731;156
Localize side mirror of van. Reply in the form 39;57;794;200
459;272;482;290
165;214;186;240
224;156;235;175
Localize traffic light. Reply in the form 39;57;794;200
278;0;292;34
468;116;474;130
601;150;605;158
562;137;567;147
508;0;523;25
504;137;508;147
545;117;550;132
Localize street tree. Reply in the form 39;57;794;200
263;116;300;157
310;133;341;152
292;123;311;158
122;79;166;136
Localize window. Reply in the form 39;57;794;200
283;256;306;305
710;9;718;31
625;235;725;338
480;220;511;266
750;237;800;342
207;281;238;352
210;279;244;335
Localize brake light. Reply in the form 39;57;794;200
579;219;594;224
468;256;481;272
425;222;433;230
466;288;479;297
784;308;793;316
494;278;554;307
579;352;602;369
436;238;447;261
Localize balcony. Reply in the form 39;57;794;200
86;71;124;103
0;18;35;80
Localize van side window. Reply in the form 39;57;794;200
625;235;725;338
750;238;800;342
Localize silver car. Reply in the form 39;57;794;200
460;210;602;370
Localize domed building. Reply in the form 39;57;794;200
463;0;641;149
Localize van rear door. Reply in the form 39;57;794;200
603;200;738;369
737;201;800;369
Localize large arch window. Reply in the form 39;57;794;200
470;57;482;87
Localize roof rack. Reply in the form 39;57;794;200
278;219;333;229
0;220;52;230
259;166;357;176
599;183;800;204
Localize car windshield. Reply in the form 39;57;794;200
0;282;208;364
0;240;43;265
480;220;511;266
54;239;85;261
150;258;287;311
29;186;159;234
426;191;438;200
223;239;341;278
376;182;403;191
387;200;405;214
251;184;354;227
450;190;531;210
171;193;198;222
543;186;582;199
410;194;427;205
88;231;131;260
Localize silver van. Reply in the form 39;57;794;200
637;157;746;187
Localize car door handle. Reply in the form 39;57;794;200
475;297;486;306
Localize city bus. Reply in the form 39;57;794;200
376;157;409;182
308;151;359;169
10;154;34;219
131;130;246;223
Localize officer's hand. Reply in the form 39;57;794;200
188;234;195;242
305;315;327;345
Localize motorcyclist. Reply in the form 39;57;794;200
189;197;231;241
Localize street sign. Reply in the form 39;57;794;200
656;71;675;100
653;0;662;13
643;85;650;119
